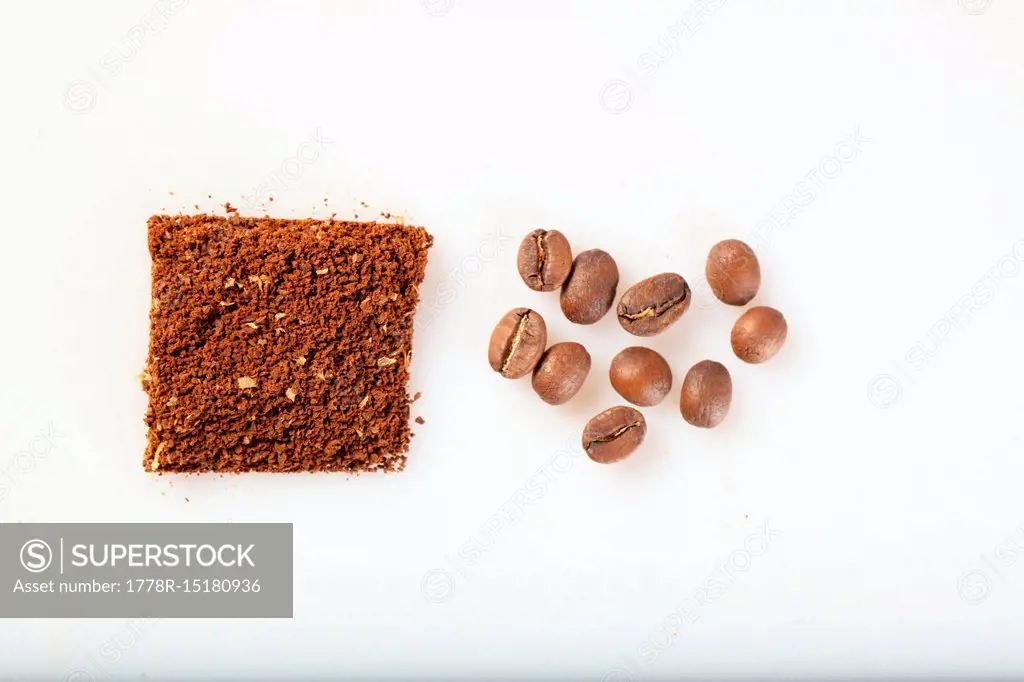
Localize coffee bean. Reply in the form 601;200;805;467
609;346;673;407
680;360;732;428
488;308;548;379
583;406;647;464
532;342;592;405
518;229;573;292
617;273;691;337
560;249;619;325
731;306;787;364
706;240;761;306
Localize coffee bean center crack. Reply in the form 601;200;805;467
620;293;688;320
533;233;547;285
501;313;531;373
585;420;643;448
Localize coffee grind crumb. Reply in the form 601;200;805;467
144;214;433;473
415;417;425;425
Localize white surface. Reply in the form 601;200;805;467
2;0;1024;679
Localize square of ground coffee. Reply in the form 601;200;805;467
143;215;433;473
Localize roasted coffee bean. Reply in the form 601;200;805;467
518;229;573;292
706;239;761;306
609;346;673;407
680;360;732;428
488;308;548;379
583;406;647;464
731;306;787;364
532;342;591;405
560;249;619;325
617;273;691;336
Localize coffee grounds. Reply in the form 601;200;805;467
143;214;433;473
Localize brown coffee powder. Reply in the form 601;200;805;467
143;214;433;473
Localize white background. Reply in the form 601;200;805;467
2;0;1023;679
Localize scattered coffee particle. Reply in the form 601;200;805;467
224;202;238;215
144;214;433;473
415;416;425;425
412;392;422;403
